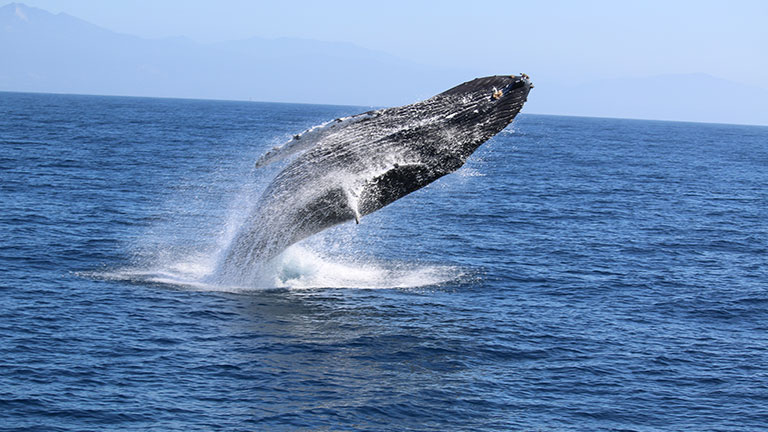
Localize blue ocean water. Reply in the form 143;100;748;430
1;91;767;431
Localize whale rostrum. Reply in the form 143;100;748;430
215;75;533;282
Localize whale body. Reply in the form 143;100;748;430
216;75;533;281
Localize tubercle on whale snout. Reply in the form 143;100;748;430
503;74;533;95
508;77;532;92
472;74;532;103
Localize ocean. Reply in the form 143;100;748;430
1;91;767;431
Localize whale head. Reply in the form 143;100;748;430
432;74;533;156
442;74;532;123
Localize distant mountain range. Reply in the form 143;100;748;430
2;2;767;125
0;3;465;106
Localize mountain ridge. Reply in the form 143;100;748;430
0;2;461;106
2;2;767;125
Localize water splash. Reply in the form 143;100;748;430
92;76;531;289
88;118;467;292
92;246;465;292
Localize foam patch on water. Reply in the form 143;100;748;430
87;246;464;292
270;247;462;290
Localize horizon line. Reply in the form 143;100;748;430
2;88;766;129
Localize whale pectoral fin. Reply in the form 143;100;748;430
358;163;444;216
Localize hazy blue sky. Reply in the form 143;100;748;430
10;0;768;90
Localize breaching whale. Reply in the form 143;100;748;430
216;74;533;281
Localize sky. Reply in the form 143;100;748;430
9;0;768;91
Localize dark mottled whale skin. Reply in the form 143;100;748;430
217;75;533;278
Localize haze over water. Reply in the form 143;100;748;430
1;92;767;430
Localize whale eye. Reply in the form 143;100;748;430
492;89;503;100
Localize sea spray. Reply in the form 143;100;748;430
106;125;465;291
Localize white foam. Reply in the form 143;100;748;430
269;247;462;290
87;246;464;293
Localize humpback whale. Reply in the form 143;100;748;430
216;75;533;282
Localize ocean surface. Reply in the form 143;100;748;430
1;91;767;431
